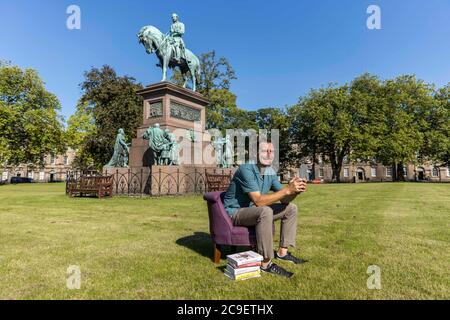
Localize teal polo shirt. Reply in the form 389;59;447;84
223;163;284;216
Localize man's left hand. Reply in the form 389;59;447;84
296;178;307;194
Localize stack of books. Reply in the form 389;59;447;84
225;251;264;281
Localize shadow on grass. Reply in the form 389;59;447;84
176;232;254;266
176;232;213;260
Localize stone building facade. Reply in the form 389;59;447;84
1;148;77;183
284;160;450;183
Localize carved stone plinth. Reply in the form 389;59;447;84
129;81;211;168
106;82;230;196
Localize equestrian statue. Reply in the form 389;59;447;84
138;13;201;92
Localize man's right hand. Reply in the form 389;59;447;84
297;179;307;194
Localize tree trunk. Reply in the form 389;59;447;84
398;162;405;181
311;152;316;180
330;153;336;182
312;161;316;180
392;162;397;182
336;161;342;183
331;164;336;182
330;153;342;183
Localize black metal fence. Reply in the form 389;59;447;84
66;168;234;197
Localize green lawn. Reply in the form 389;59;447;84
0;182;449;299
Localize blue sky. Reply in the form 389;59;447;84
1;0;449;120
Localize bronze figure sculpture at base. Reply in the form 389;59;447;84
105;128;130;168
143;124;180;166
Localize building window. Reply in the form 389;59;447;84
28;171;33;179
319;168;324;178
50;155;56;165
432;167;439;177
64;156;69;165
343;168;349;178
39;171;45;181
447;166;450;177
2;171;8;181
403;166;407;177
371;167;377;177
386;167;392;177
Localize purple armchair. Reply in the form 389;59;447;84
204;192;275;264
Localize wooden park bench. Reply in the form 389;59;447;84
68;175;114;198
205;172;233;192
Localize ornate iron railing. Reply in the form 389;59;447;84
66;168;234;197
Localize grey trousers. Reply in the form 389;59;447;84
232;203;298;259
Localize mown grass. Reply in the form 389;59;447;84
0;182;449;299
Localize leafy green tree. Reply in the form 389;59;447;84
172;51;239;130
290;84;364;182
420;84;450;165
65;101;96;169
348;73;384;162
0;63;65;166
290;74;446;182
197;50;237;97
347;74;446;181
206;88;240;130
0;101;13;163
288;97;318;175
374;75;432;180
77;65;143;168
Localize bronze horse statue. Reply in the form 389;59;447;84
138;25;200;91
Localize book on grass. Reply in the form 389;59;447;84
225;264;260;276
228;261;262;269
224;270;261;281
226;251;263;267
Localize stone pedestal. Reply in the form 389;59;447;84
105;82;231;196
129;81;212;168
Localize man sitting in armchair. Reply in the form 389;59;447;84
223;141;307;278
